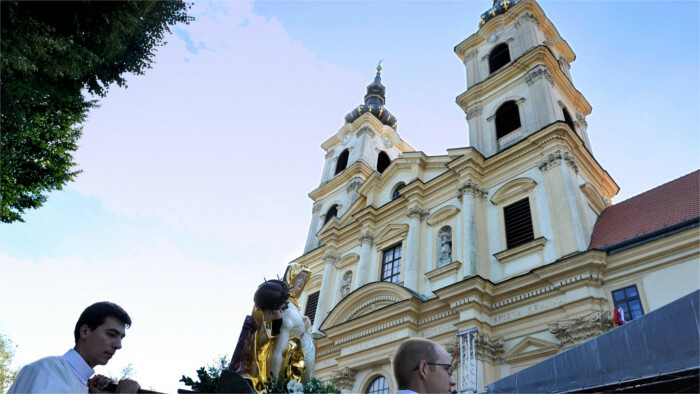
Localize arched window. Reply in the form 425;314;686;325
495;101;521;139
377;151;391;173
335;149;349;175
489;43;511;73
324;205;338;224
563;107;575;131
366;376;389;394
391;182;406;200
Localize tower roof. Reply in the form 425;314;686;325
479;0;524;28
344;65;398;130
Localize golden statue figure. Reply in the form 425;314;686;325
229;263;315;392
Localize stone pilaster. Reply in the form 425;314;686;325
404;206;429;291
312;251;341;333
458;180;488;277
354;231;374;290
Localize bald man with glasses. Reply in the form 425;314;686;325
392;338;456;394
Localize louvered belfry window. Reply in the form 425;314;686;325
489;43;511;73
495;101;521;139
304;291;320;325
504;198;535;249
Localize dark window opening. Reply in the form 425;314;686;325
504;198;535;249
304;291;320;325
563;107;575;132
377;151;391;173
612;285;644;322
391;182;406;200
381;244;402;284
495;101;521;139
335;149;349;175
366;377;389;394
489;43;511;73
324;205;338;224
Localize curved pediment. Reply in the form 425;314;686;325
490;177;537;205
320;281;415;330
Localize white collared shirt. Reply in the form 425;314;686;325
61;349;95;386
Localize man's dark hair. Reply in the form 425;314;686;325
74;301;131;343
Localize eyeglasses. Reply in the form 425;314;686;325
413;362;453;376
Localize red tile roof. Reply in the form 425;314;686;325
588;170;700;250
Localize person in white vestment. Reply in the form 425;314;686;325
9;301;140;393
392;338;456;394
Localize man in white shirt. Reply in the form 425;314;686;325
392;338;456;394
9;301;141;393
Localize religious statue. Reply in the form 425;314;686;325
229;263;315;392
340;271;352;299
438;227;452;266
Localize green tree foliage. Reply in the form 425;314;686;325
1;1;193;223
179;355;228;393
0;334;19;393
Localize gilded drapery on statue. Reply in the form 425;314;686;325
229;263;315;392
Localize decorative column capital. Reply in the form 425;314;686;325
525;65;554;87
576;112;588;128
324;149;335;159
312;202;322;214
465;105;483;120
457;179;488;200
537;150;578;173
406;205;430;221
346;178;363;193
358;231;374;246
515;12;539;29
548;311;613;348
321;251;341;265
331;367;357;390
465;49;479;61
475;333;505;364
356;125;376;138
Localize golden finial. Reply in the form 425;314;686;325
377;59;383;73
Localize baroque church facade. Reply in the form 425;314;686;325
283;0;699;392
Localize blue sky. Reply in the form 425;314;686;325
1;1;698;391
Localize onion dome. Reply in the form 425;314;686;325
344;65;398;130
479;0;523;28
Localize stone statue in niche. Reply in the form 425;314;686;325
438;227;452;267
340;271;352;299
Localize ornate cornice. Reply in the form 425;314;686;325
537;150;578;174
548;311;613;348
358;231;374;246
331;367;357;390
515;12;539;29
457;179;489;200
406;205;430;221
322;251;342;265
465;105;483;120
525;65;554;87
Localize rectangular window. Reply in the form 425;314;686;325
612;285;644;321
381;244;402;284
504;198;535;249
304;291;320;325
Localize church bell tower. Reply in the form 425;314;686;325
455;0;593;158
